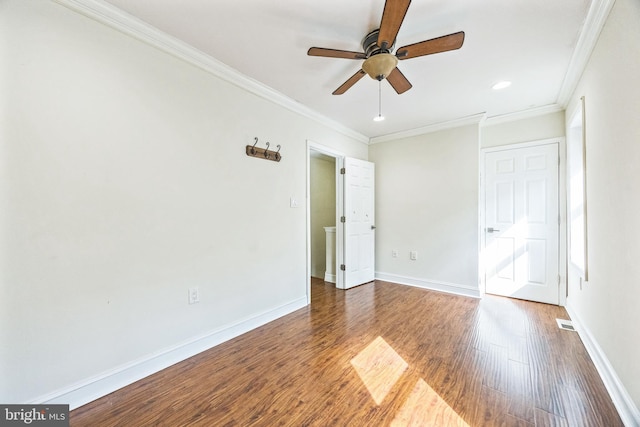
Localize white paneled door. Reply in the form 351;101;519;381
484;143;559;304
342;158;375;289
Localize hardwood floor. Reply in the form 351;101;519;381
70;279;622;426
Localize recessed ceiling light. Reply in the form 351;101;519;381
492;81;512;90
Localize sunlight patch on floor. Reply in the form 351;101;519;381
391;378;470;427
352;336;470;426
350;336;408;405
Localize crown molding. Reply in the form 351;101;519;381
369;113;486;144
52;0;369;144
52;0;612;145
556;0;616;106
483;104;565;127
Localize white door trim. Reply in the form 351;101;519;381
479;137;567;305
306;140;346;302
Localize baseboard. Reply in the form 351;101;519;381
324;272;336;283
565;300;640;426
375;272;481;298
34;297;308;410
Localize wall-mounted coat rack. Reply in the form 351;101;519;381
246;137;281;162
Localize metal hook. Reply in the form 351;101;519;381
264;142;270;158
251;137;258;154
275;145;281;161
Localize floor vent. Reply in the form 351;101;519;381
556;318;576;331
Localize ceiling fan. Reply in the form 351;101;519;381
307;0;465;95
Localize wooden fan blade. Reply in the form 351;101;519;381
333;70;366;95
396;31;465;60
378;0;411;50
386;67;412;94
308;47;366;60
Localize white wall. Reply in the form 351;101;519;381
0;0;366;406
481;110;566;148
309;155;336;278
369;124;480;296
564;0;640;415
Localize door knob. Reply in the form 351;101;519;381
371;225;377;230
487;227;500;233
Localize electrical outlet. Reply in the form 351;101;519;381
410;251;418;260
188;287;200;304
392;249;398;258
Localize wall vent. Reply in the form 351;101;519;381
556;318;576;331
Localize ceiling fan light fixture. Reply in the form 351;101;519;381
308;1;466;96
362;53;398;80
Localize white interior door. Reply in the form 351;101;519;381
484;143;559;304
341;157;375;289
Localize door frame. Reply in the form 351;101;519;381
306;140;346;303
479;137;568;305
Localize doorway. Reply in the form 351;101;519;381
481;140;563;305
307;142;377;302
309;151;337;283
307;142;343;303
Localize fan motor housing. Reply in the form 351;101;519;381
363;29;394;57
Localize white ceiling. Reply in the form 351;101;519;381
101;0;591;139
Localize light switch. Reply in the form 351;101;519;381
188;287;200;304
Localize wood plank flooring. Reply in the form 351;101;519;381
70;279;622;426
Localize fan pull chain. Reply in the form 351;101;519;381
374;80;385;121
